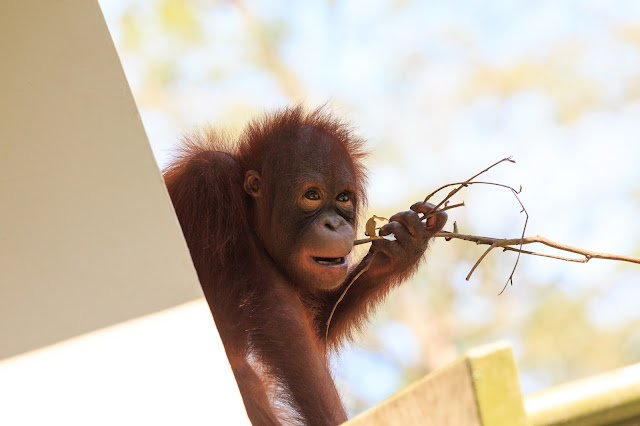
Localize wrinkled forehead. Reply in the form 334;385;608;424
265;125;356;186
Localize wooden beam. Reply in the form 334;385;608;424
526;362;640;425
345;341;527;425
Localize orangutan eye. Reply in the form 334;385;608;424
304;190;321;201
336;192;350;202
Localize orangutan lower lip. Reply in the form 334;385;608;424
313;256;346;266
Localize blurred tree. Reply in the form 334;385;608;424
100;0;640;416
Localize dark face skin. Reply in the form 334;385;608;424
244;130;357;291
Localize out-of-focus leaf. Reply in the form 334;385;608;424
158;0;202;42
365;217;377;237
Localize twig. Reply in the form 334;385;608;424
422;181;521;205
351;156;639;295
501;246;587;262
500;186;527;294
466;244;497;280
420;202;465;221
436;231;640;265
422;157;515;212
422;162;527;293
355;202;466;246
419;157;525;293
354;237;386;245
325;252;377;351
357;158;529;292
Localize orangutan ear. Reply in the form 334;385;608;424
244;170;262;198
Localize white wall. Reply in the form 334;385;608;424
0;1;248;423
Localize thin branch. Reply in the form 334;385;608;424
500;246;587;263
467;244;497;280
365;169;530;292
354;202;466;246
354;237;379;245
422;157;515;212
325;252;377;351
422;180;521;205
435;231;640;265
420;202;465;221
421;170;530;293
351;156;639;295
501;186;528;294
425;174;528;294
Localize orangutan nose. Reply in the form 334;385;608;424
323;214;346;231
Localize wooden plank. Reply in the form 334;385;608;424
345;341;527;425
468;343;528;425
526;362;640;426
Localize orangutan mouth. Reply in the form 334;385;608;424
313;257;346;266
